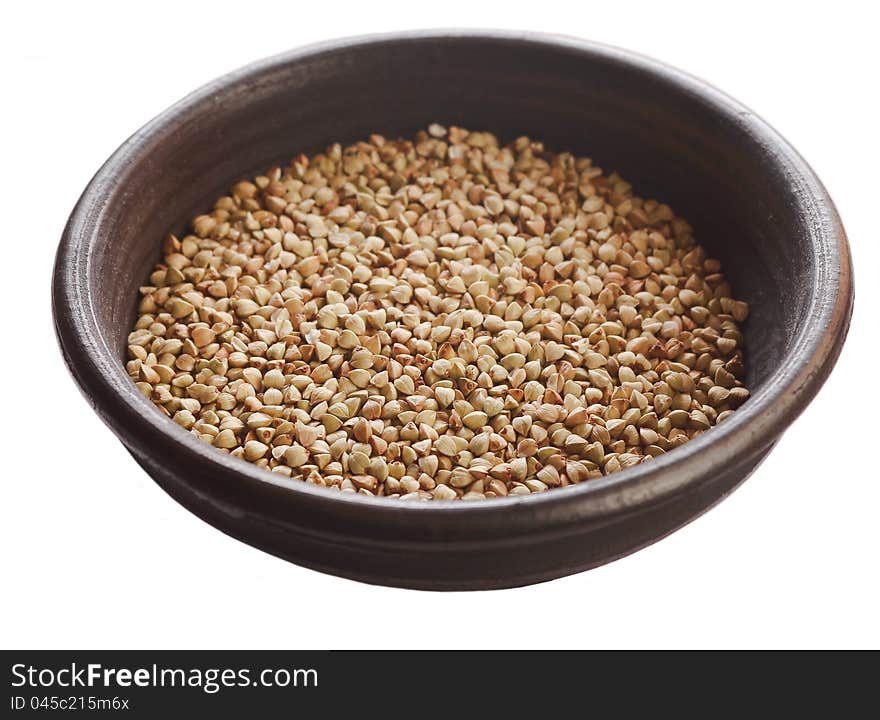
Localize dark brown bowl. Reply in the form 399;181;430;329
52;31;853;589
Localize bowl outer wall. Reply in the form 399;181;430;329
52;31;854;584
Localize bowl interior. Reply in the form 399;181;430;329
92;35;814;401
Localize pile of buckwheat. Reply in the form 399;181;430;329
127;124;749;500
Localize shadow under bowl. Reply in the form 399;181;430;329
52;31;853;589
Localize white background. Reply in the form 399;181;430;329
2;1;876;649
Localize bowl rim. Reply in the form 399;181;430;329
52;29;853;530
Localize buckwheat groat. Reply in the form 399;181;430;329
127;125;749;500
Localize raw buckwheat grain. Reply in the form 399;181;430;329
127;125;750;500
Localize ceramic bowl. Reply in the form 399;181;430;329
53;32;853;589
